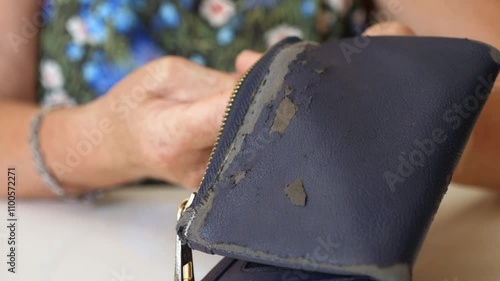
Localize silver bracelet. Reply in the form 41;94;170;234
29;105;104;202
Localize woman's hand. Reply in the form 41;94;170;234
99;57;238;188
44;57;237;194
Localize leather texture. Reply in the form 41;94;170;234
177;36;500;281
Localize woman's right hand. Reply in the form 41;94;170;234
45;56;237;195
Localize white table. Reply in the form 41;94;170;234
1;184;499;281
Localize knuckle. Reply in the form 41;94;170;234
161;56;189;72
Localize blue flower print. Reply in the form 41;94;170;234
93;64;127;96
78;5;92;20
217;27;234;46
130;32;166;66
301;0;316;17
83;60;128;96
109;0;130;7
80;11;108;44
66;42;85;62
112;6;139;33
78;0;94;5
95;2;113;19
82;61;100;84
158;3;181;29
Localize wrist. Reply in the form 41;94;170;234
39;103;143;194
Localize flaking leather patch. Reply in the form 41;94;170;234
284;178;307;207
271;97;297;135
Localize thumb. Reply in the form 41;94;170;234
363;21;415;36
235;50;263;75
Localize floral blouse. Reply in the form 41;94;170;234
38;0;370;106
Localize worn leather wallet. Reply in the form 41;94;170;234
175;36;500;281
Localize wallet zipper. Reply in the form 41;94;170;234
174;61;256;281
175;38;302;280
201;68;252;185
174;67;253;281
192;37;302;208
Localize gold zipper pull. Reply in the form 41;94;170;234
175;193;196;281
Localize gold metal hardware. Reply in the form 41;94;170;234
175;193;196;281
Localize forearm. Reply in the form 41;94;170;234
0;1;39;101
0;101;46;197
0;100;140;198
376;0;500;189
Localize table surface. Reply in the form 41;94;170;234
1;184;499;281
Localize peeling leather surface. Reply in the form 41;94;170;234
271;97;297;135
216;41;314;181
178;41;313;246
232;171;246;185
284;178;307;207
177;37;500;281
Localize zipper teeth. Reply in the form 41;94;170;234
199;67;254;186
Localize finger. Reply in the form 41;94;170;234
166;59;237;101
181;148;213;189
363;21;415;36
235;50;263;74
135;56;237;102
176;89;232;149
165;147;213;189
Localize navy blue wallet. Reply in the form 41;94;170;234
175;36;500;281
